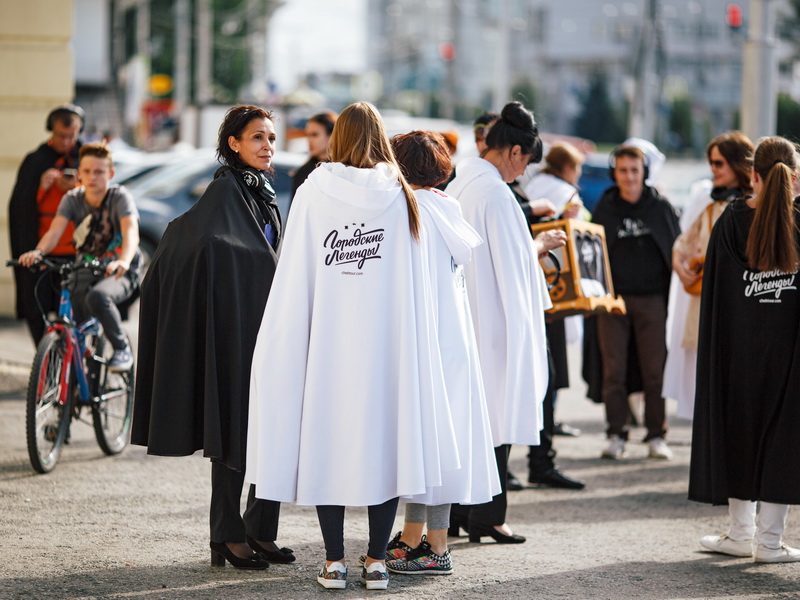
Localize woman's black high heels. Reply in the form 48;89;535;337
467;523;526;544
246;536;296;563
210;541;269;569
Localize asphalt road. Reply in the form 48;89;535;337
0;319;798;600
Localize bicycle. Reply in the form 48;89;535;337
6;257;135;473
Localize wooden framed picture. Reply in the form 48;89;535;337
530;219;626;318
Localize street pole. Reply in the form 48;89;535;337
492;0;511;109
741;0;777;140
628;0;660;141
174;0;189;112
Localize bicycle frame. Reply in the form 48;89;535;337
48;283;101;409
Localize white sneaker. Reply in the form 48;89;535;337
601;435;626;459
648;437;673;460
700;534;753;557
361;561;389;590
754;543;800;563
317;561;347;589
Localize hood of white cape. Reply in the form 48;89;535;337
449;156;502;191
306;162;403;218
417;188;483;266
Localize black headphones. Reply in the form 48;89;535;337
239;167;276;202
608;145;650;183
46;104;86;133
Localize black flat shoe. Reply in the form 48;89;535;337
246;536;296;563
506;471;524;492
468;523;526;544
210;541;269;569
528;467;586;490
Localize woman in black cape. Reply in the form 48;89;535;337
132;105;294;569
690;136;800;563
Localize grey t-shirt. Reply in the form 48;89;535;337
56;184;139;234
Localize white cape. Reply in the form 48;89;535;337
246;162;459;506
446;157;551;446
523;173;580;214
404;189;502;506
663;178;713;419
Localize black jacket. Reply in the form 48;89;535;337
132;167;281;472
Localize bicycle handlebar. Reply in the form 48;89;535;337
6;258;106;277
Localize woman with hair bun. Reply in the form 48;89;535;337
690;136;800;563
445;101;565;544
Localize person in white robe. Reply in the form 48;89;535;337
381;131;500;576
663;131;753;420
245;102;459;591
445;101;566;544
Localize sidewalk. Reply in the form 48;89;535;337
1;338;798;599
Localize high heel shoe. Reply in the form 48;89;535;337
246;536;296;563
210;541;269;569
467;523;526;544
447;514;469;537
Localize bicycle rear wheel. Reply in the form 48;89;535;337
26;331;74;474
89;335;134;455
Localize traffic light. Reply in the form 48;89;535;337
726;3;743;30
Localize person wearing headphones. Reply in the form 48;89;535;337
592;145;680;461
8;104;85;344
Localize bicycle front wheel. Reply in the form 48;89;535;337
26;331;73;474
90;335;134;455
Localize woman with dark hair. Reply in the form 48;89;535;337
246;103;458;590
690;136;800;563
445;101;565;544
384;131;499;575
132;105;294;570
664;131;753;420
290;110;338;201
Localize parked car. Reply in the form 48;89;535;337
124;149;306;264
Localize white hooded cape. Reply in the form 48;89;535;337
445;157;551;446
663;178;713;420
523;173;580;213
404;189;502;506
246;162;459;506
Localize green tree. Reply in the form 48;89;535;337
777;93;800;142
572;71;626;143
511;78;538;112
667;96;692;152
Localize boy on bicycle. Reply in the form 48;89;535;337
19;143;141;371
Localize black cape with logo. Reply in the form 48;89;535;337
131;167;280;472
689;198;800;505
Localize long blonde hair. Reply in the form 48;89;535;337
747;136;799;273
329;102;421;240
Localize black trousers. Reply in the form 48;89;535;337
452;444;509;527
316;497;400;562
210;461;281;543
528;321;560;476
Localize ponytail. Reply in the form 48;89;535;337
746;137;799;273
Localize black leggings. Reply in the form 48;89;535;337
316;497;399;562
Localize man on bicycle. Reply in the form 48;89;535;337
18;143;141;372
